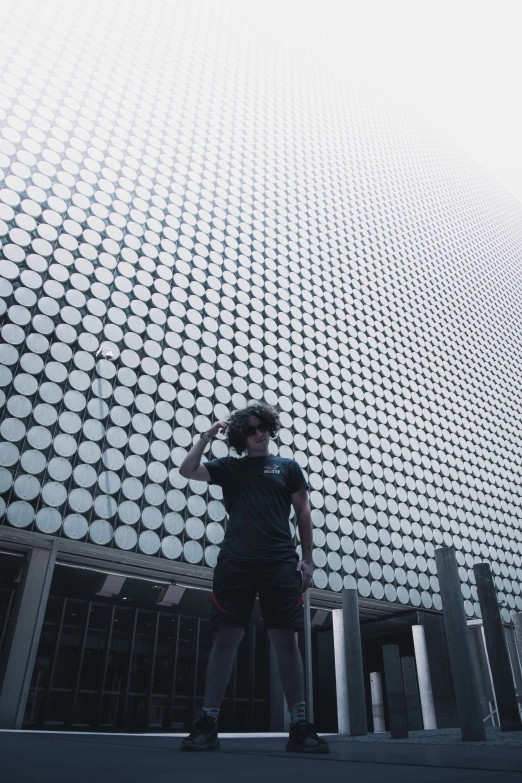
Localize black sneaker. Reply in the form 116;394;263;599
180;715;220;752
286;720;330;754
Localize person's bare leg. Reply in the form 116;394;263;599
269;629;329;752
268;628;305;707
203;625;245;707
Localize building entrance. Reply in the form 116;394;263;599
21;564;270;733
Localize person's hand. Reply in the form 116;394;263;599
297;559;313;594
206;420;230;438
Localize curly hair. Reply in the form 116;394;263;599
226;402;281;455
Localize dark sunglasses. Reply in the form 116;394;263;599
244;423;269;438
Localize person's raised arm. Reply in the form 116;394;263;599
178;420;229;480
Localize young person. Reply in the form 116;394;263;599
179;402;330;754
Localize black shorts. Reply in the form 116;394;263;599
210;555;305;631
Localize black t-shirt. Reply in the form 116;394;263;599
203;454;308;561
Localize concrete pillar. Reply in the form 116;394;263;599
341;588;368;735
474;562;522;731
332;609;349;733
435;546;486;741
504;624;522;705
370;672;385;732
382;644;408;738
511;614;522;716
0;540;58;728
302;589;314;724
412;624;437;729
514;613;522;667
401;656;423;730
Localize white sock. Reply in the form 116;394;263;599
202;706;220;724
288;700;307;725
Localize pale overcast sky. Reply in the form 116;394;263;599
295;0;522;207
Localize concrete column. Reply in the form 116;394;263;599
0;539;58;728
474;562;522;731
341;588;368;735
514;613;522;667
370;672;385;732
435;546;486;741
382;644;408;738
302;589;314;724
332;608;349;733
412;624;437;729
504;624;522;704
401;656;423;730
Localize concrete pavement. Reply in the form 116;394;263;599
2;729;522;783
